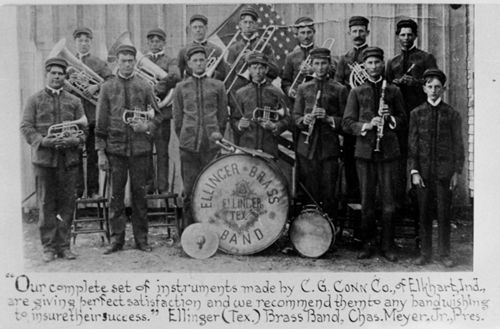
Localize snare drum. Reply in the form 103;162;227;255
289;205;335;258
191;154;289;255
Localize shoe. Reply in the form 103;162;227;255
381;250;398;262
42;251;55;263
357;242;373;259
58;249;77;260
414;255;430;266
440;257;455;268
103;243;122;255
136;243;152;252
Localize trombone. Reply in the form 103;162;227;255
288;38;336;98
205;30;241;78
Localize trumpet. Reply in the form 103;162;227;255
122;106;155;125
47;116;88;140
348;62;371;89
304;88;322;144
225;25;277;94
252;106;285;123
205;30;241;78
374;80;388;152
288;38;335;98
48;38;104;106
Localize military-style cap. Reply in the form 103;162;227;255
116;44;137;57
423;68;447;85
186;44;206;59
294;16;314;28
247;52;268;66
45;57;68;71
349;16;369;27
73;27;93;39
190;14;208;25
396;19;418;34
240;6;258;20
310;47;331;60
362;46;384;61
146;28;166;40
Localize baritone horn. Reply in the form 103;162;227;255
47;116;88;139
109;32;173;107
122;106;155;125
48;38;104;106
252;106;285;122
288;38;335;98
348;62;371;88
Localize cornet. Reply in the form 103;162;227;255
48;38;104;106
252;106;285;123
122;106;155;125
47;116;88;139
348;62;371;89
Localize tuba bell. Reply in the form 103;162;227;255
48;38;104;106
47;115;88;139
109;32;173;107
348;62;371;89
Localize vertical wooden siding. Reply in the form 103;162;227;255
17;3;472;208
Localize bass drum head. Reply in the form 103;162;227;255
192;154;289;255
289;209;334;258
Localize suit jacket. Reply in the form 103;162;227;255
342;79;406;161
408;100;464;180
293;76;347;160
334;44;368;89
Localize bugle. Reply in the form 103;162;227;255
48;38;104;106
348;62;371;89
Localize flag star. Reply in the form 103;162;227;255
265;13;269;18
273;37;277;41
276;55;281;60
284;50;289;54
280;32;285;36
286;38;290;42
279;43;283;48
276;15;281;19
259;7;264;11
270;19;274;24
282;20;285;25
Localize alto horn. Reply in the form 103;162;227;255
348;62;371;89
47;116;88;139
48;38;104;106
252;106;285;122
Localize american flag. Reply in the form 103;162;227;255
208;4;297;73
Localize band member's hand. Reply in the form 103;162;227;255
238;117;251;130
130;120;149;133
288;88;297;98
97;151;109;172
449;172;458;190
369;116;382;128
84;84;100;97
312;107;326;119
41;135;59;148
303;113;314;125
299;62;313;75
55;136;81;149
259;119;277;131
412;173;426;188
401;75;419;86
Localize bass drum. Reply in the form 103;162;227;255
289;206;335;258
191;154;290;255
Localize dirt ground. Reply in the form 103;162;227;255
22;209;473;273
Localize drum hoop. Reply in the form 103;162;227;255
191;153;291;255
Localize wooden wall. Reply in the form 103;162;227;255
16;3;473;210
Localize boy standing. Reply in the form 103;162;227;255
408;68;464;267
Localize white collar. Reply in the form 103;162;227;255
353;42;367;50
367;76;383;84
402;44;416;52
118;71;135;80
192;72;206;79
147;50;164;57
242;33;259;42
77;52;90;59
46;85;63;95
193;39;208;45
300;42;314;49
428;98;442;107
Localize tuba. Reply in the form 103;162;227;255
109;32;173;107
47;116;88;139
288;38;336;98
48;38;104;106
348;62;371;89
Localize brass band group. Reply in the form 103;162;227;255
20;6;464;267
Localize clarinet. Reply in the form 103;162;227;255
304;88;322;145
374;80;387;152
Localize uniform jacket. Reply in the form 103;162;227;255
20;88;87;168
76;53;113;124
293;76;348;160
342;79;406;161
146;51;181;120
95;74;160;157
282;44;336;96
334;44;368;88
177;41;228;81
173;75;228;152
233;79;290;157
408;100;464;180
386;47;437;115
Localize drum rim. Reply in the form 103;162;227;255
191;153;290;255
289;208;335;258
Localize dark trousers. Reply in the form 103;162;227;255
35;161;78;253
416;177;452;258
356;159;398;251
180;148;218;227
108;154;150;246
147;119;171;193
396;128;409;208
77;124;99;196
343;135;360;200
297;155;339;219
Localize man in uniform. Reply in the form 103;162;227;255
144;28;181;193
386;19;438;212
342;47;406;262
177;14;227;80
71;27;113;198
21;58;87;262
173;45;228;227
233;53;290;157
293;48;347;221
96;44;161;254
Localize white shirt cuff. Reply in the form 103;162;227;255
361;123;369;136
410;169;419;175
389;115;396;129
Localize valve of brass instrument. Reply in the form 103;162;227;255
122;106;155;125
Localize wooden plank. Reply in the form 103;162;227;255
81;5;108;60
